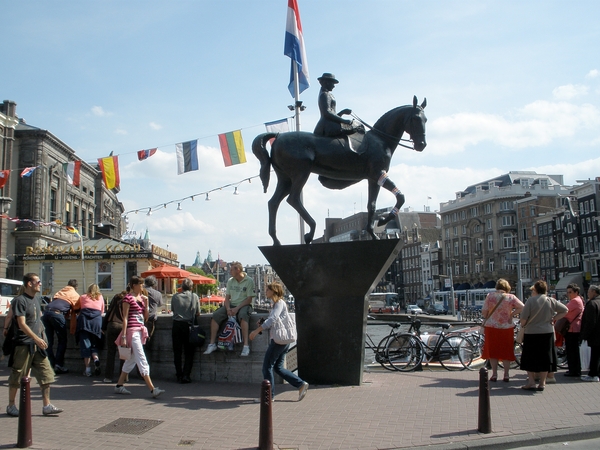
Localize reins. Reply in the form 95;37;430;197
351;112;416;150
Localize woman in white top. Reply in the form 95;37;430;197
249;282;308;401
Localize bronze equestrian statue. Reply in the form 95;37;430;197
252;95;427;246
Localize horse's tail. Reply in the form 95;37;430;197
252;133;277;193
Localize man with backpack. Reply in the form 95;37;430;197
204;262;255;356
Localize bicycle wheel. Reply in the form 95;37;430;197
374;334;397;371
439;336;474;371
386;334;423;372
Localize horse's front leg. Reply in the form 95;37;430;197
365;180;381;240
376;171;405;226
286;173;316;244
267;177;292;246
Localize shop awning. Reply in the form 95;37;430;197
554;272;584;293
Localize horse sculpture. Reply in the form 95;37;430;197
252;96;427;246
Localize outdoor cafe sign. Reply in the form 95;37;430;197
22;242;178;264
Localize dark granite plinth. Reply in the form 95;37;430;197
259;239;402;386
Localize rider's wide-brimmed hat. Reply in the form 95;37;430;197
318;73;339;84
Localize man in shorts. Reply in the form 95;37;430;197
204;262;255;356
6;273;63;417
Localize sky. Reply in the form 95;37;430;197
4;1;600;267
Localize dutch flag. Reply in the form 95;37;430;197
284;0;310;97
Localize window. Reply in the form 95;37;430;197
461;211;466;220
65;201;71;226
488;259;494;272
487;218;492;230
454;241;459;256
50;189;57;220
502;232;514;249
462;240;468;254
485;204;492;214
591;200;596;212
97;262;112;290
532;223;537;236
500;201;513;211
453;226;458;236
501;215;515;227
475;224;481;233
487;235;493;251
530;206;536;217
463;262;468;274
462;225;467;235
540;179;548;189
452;212;457;222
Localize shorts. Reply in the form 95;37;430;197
9;345;55;388
212;304;252;325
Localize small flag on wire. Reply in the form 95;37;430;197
284;0;310;97
65;225;80;236
0;170;9;188
137;148;157;161
97;156;120;189
175;140;199;175
63;161;81;186
265;118;290;134
218;130;246;167
20;166;38;178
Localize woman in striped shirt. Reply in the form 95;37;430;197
114;275;164;398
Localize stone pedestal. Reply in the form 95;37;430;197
260;239;402;386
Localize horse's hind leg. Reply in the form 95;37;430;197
286;172;316;244
376;170;405;226
268;176;292;246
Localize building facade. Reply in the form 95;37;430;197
0;100;125;280
440;171;570;295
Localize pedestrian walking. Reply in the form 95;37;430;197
114;276;164;398
249;282;308;401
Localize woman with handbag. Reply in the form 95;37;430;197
561;283;584;377
249;282;308;401
520;280;568;391
171;277;201;383
481;278;524;382
114;276;164;398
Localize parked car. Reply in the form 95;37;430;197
406;305;423;315
427;304;448;315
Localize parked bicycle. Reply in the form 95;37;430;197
386;316;475;371
364;316;404;371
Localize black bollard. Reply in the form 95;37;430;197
17;376;32;448
477;367;492;434
258;380;273;450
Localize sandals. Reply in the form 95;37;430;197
489;376;497;382
503;377;510;382
521;385;537;391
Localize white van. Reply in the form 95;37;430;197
0;278;22;314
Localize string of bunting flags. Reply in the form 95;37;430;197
0;118;291;191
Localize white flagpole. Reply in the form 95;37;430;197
292;60;306;244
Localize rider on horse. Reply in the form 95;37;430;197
313;73;364;142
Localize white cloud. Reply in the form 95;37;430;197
115;129;127;135
586;69;599;79
149;122;162;130
552;84;589;100
91;106;111;117
428;100;600;155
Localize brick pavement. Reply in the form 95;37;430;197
1;362;600;450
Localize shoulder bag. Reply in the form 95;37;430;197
554;304;583;337
481;294;506;331
188;294;206;347
272;302;297;345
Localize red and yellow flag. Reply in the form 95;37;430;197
98;156;120;189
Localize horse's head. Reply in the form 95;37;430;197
408;95;427;152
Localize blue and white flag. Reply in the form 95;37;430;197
265;118;290;134
284;0;309;97
175;140;199;175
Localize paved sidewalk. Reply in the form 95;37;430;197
1;363;600;449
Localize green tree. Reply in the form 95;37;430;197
187;266;218;296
